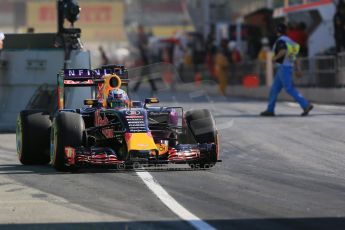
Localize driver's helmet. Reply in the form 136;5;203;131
107;88;129;109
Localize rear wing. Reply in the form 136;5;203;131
57;65;129;110
59;65;129;87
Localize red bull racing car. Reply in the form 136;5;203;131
16;65;220;171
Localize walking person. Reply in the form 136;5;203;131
215;39;230;95
333;0;345;53
228;41;242;85
0;32;4;62
0;32;4;50
206;24;217;79
172;32;187;82
132;24;157;95
260;23;313;116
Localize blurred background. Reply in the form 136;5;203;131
0;0;341;73
1;0;345;130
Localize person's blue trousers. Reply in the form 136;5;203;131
267;65;309;112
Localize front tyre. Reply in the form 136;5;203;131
185;109;219;167
50;112;84;172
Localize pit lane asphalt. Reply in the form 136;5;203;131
0;92;345;230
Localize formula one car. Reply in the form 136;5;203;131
16;65;220;171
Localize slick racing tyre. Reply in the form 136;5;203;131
185;109;216;143
16;110;51;165
51;112;84;172
185;109;218;167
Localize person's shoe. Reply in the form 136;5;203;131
260;110;275;117
301;104;314;116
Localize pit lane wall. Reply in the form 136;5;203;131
171;83;345;105
222;52;345;104
180;50;345;104
225;86;345;105
0;36;91;132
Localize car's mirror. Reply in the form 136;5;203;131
145;98;159;104
84;99;99;107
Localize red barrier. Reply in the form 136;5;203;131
243;74;259;87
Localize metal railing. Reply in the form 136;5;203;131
235;53;344;88
177;52;345;88
294;55;338;87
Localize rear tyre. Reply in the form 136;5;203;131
185;109;218;168
16;110;51;165
50;112;84;172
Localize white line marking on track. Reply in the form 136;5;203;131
285;102;299;108
136;170;216;230
285;102;345;111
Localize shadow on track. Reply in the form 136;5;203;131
0;164;57;175
0;164;211;175
214;113;345;119
0;217;344;230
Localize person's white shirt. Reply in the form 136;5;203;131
0;32;4;50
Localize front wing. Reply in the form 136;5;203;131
63;144;217;167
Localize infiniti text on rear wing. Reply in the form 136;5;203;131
60;66;129;87
57;66;129;110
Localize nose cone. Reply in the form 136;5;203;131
125;132;158;152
